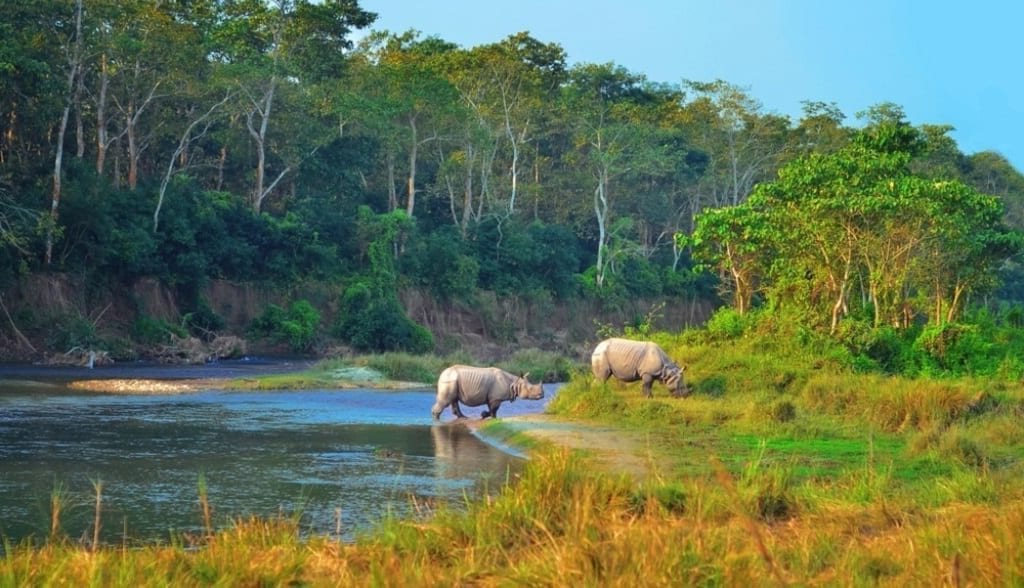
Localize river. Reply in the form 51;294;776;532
0;359;554;547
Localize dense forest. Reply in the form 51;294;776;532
3;0;1024;362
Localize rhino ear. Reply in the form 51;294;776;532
523;372;530;380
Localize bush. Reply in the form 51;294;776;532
250;300;322;353
704;307;749;341
912;323;994;376
133;316;186;345
181;300;225;340
333;282;433;354
46;314;104;351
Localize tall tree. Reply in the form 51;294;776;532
216;0;374;213
45;0;84;266
680;80;791;210
562;63;674;289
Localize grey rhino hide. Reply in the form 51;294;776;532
591;338;686;398
431;365;541;420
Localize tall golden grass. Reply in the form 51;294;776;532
4;448;1024;586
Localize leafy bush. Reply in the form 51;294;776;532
333;281;433;354
704;307;749;340
182;303;226;340
401;226;479;301
912;323;994;376
46;315;104;351
250;300;322;353
133;316;186;345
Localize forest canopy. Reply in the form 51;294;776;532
2;0;1023;356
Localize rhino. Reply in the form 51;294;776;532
591;338;688;398
431;365;545;420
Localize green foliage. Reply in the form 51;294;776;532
912;323;993;376
689;121;1021;337
333;281;433;354
332;208;434;354
401;226;479;301
133;316;186;345
703;307;750;341
46;315;103;352
471;219;582;300
182;302;226;340
250;300;321;353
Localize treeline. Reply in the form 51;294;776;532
2;0;1024;353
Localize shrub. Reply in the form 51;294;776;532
181;302;225;340
133;316;186;345
46;314;103;351
912;323;994;376
704;307;749;341
334;282;433;354
250;300;322;353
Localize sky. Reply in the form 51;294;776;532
358;0;1024;172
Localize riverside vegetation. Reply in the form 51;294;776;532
4;310;1024;586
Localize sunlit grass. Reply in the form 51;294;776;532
5;447;1024;586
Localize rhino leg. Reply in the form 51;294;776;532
481;399;502;419
452;400;468;419
642;373;655;398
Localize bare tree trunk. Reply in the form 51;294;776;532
117;63;162;191
112;140;121;189
593;168;610;288
74;60;85;158
95;54;110;174
126;100;139;189
386;151;398;211
245;77;278;213
461;138;475;236
45;0;83;267
46;104;72;266
405;116;418;217
216;146;226;190
154;93;233;231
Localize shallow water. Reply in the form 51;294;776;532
0;374;552;546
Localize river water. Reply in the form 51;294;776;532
0;360;553;546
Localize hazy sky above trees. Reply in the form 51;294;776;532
360;0;1024;171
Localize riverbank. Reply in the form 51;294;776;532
470;414;654;480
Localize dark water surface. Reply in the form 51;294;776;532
0;365;552;546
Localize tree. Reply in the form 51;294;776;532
690;105;1020;331
348;31;460;218
685;203;767;315
562;63;675;289
680;80;791;210
45;0;84;266
215;0;374;213
791;100;850;155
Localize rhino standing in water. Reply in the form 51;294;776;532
591;338;688;398
431;365;545;420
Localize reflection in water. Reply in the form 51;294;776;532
431;423;521;486
0;386;526;546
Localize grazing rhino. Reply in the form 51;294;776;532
591;338;688;398
431;365;545;420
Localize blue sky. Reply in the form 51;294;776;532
359;0;1024;172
